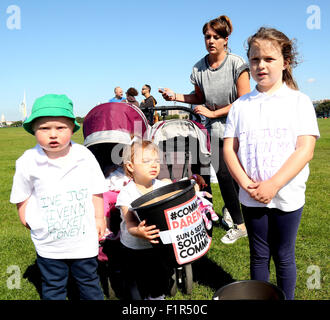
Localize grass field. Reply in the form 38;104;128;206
0;120;329;300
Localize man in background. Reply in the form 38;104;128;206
140;84;157;125
109;87;125;102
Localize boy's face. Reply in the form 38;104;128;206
33;116;74;159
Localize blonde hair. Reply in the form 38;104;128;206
203;15;233;50
122;139;159;179
247;27;299;90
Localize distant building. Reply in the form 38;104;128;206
167;109;188;119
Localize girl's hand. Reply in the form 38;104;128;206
194;105;215;118
136;220;160;244
247;180;279;204
159;88;175;101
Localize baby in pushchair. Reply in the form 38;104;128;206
83;102;214;299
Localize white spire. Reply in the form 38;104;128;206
20;90;27;120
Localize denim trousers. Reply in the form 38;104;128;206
36;254;104;300
242;205;303;300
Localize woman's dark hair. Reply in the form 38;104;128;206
247;27;299;90
126;87;138;96
203;15;233;49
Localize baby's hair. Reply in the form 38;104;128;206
246;27;299;90
190;174;208;190
202;15;233;50
122;138;159;179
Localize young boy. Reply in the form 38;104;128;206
10;94;107;300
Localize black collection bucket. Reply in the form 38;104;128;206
131;180;212;267
212;280;286;300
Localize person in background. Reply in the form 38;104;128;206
223;27;320;300
122;87;139;108
160;15;250;244
140;84;158;125
109;86;125;102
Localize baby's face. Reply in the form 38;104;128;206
33;116;74;159
131;147;160;184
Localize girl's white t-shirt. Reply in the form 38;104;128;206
10;142;108;259
224;84;320;211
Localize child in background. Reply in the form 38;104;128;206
116;139;173;300
190;174;218;230
223;27;320;299
10;94;107;300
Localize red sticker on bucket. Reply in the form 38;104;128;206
164;194;212;265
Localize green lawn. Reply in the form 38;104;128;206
0;120;329;300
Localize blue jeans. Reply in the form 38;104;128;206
37;255;104;300
242;205;303;300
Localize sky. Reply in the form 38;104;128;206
1;0;329;120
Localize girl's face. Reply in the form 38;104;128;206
249;39;288;94
204;26;228;56
33;116;74;159
127;147;160;185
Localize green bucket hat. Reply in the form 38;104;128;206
23;94;81;135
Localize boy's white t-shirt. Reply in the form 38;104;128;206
116;179;169;250
224;84;320;211
10;142;108;259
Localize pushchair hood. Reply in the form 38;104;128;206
83;102;149;147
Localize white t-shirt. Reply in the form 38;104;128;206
116;179;169;250
10;142;108;259
224;84;320;211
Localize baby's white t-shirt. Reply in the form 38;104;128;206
116;179;169;250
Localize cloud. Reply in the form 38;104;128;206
307;78;316;83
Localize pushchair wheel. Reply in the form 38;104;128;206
175;264;193;295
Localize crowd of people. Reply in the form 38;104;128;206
109;85;158;125
10;13;319;301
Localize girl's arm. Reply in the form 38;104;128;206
223;137;255;192
92;193;106;239
194;71;250;119
121;206;160;244
248;135;317;204
16;199;31;229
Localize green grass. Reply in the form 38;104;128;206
0;120;329;300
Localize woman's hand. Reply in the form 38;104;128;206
159;88;176;101
194;105;215;118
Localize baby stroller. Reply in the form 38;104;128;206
148;106;212;295
83;102;149;299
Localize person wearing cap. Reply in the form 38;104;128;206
10;94;107;300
